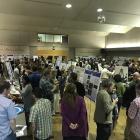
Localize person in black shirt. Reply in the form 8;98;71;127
56;66;62;80
0;58;4;78
69;72;85;98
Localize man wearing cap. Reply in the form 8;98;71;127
123;72;140;140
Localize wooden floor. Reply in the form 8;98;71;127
52;97;126;140
22;97;127;140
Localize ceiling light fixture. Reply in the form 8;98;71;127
66;3;72;8
97;8;103;12
97;15;106;23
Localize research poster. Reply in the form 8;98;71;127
84;70;101;101
55;56;62;67
115;66;128;81
89;72;101;101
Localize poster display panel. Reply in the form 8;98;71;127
5;61;14;81
84;70;101;101
115;66;128;81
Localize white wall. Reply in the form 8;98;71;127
69;33;105;48
75;48;100;56
106;27;140;48
0;45;30;55
0;29;105;57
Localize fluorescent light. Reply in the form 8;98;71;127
66;3;72;8
97;8;103;12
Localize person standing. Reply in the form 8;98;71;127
114;74;125;113
123;72;140;140
59;70;67;98
94;79;118;140
61;83;88;140
50;70;60;114
69;72;85;98
29;65;41;89
128;82;140;140
0;58;4;78
0;80;17;140
39;69;53;101
29;88;52;140
21;75;34;128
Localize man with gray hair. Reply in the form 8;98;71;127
94;79;118;140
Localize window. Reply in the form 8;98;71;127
38;34;46;42
37;34;68;44
54;35;61;43
46;35;53;42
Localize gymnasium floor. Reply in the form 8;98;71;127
22;97;126;140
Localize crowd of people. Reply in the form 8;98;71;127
0;56;140;140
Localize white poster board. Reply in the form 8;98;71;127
55;56;62;67
89;72;101;101
74;66;85;83
115;66;128;81
59;63;67;70
5;61;14;81
68;61;77;67
33;56;38;61
98;63;103;72
84;70;101;101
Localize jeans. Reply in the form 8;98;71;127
63;136;87;140
96;123;112;140
5;131;17;140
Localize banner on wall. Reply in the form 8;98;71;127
115;66;128;81
84;70;101;101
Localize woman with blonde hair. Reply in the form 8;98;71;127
61;83;88;140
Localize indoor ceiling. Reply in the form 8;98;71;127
0;0;140;35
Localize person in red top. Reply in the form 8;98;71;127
61;83;88;140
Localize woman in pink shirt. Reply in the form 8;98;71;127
128;81;140;140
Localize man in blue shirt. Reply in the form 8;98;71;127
0;80;17;140
29;65;41;89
